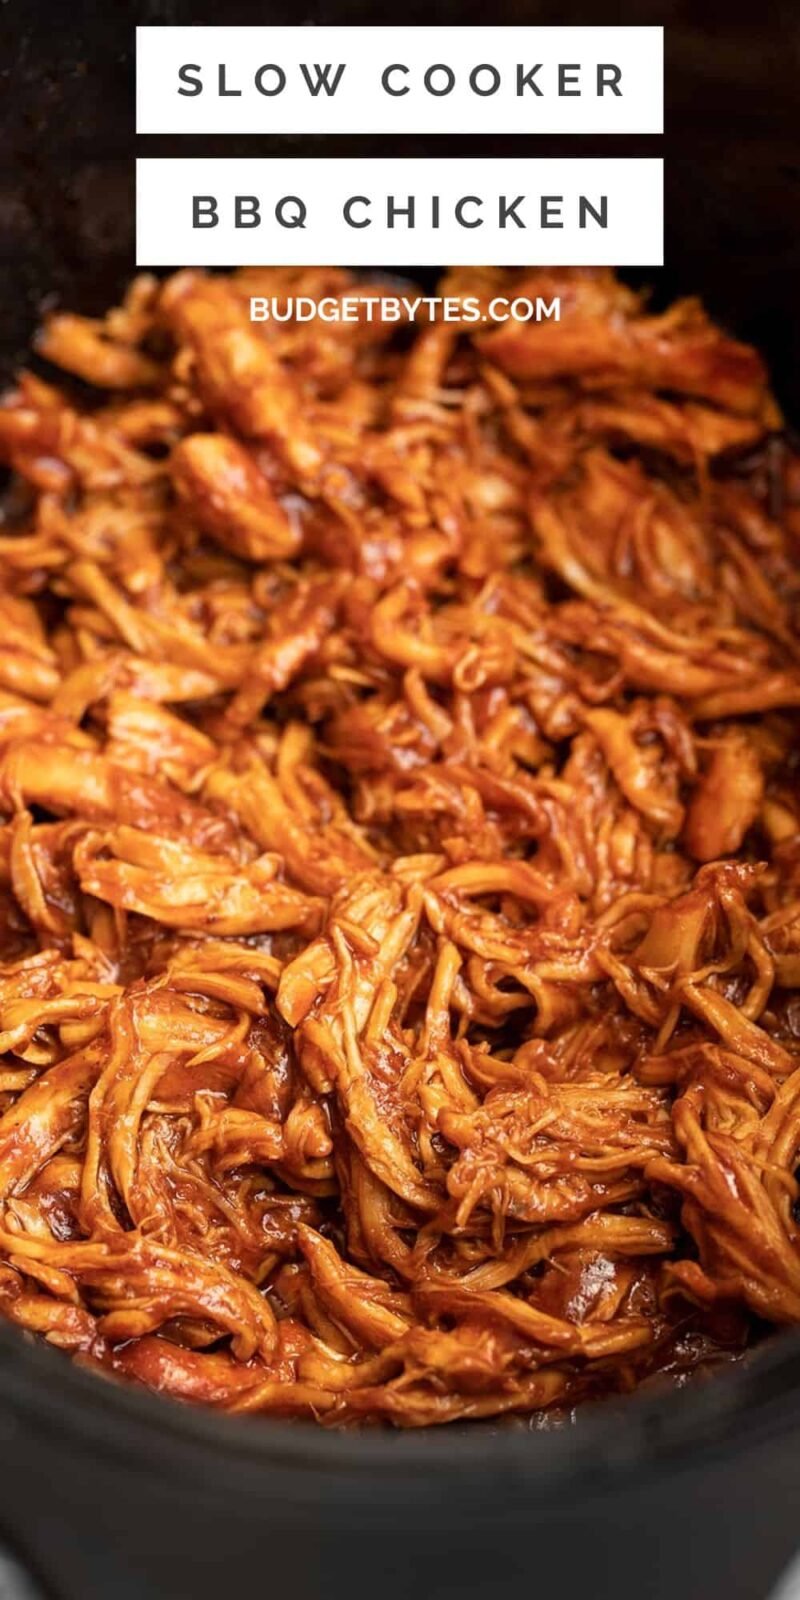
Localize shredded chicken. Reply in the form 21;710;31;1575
0;265;797;1427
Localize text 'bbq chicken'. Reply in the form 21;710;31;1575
0;267;798;1426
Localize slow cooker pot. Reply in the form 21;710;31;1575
1;2;800;1597
2;1320;800;1600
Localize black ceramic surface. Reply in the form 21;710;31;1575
0;3;799;1597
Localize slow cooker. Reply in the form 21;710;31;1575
1;2;799;1596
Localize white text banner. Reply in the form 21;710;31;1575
135;157;663;267
136;27;663;135
136;157;663;267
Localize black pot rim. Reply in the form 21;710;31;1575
3;1317;800;1509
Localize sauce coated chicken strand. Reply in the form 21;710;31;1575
0;265;797;1426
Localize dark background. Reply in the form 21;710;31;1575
0;0;799;410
